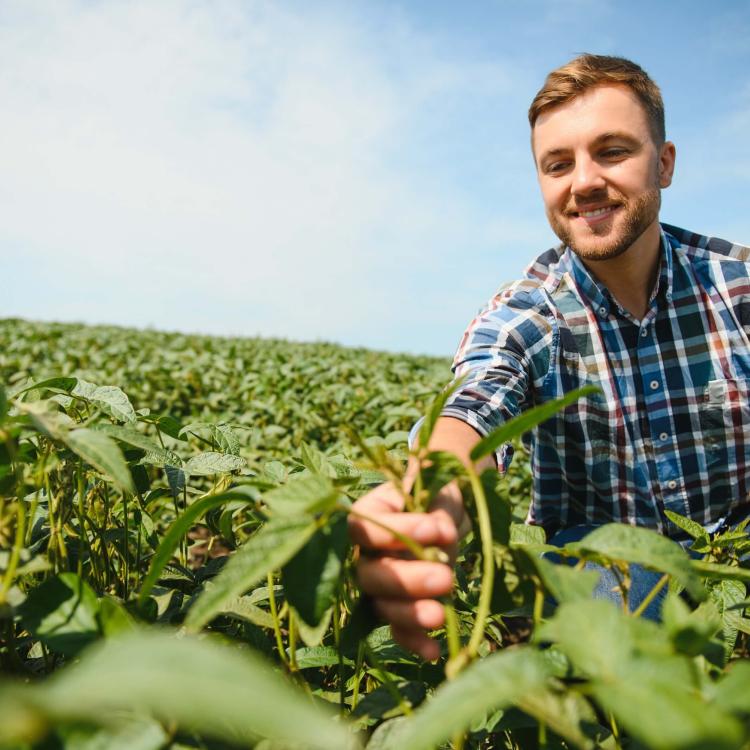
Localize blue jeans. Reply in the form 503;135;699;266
547;525;667;621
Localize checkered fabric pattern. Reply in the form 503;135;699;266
442;224;750;539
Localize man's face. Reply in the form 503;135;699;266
532;84;675;262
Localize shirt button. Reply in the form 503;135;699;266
641;328;649;337
667;480;678;490
650;380;660;390
659;432;669;441
599;306;607;317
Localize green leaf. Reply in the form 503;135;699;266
262;474;340;517
165;464;185;499
662;592;721;656
538;601;744;750
340;595;379;657
282;515;348;626
184;451;246;476
514;687;599;750
525;555;599;604
17;573;100;656
208;587;277;629
151;414;186;441
0;630;353;750
664;509;707;540
564;523;706;601
470;385;600;461
98;596;137;638
213;423;242;455
536;600;635;679
184;516;318;632
691;559;750;582
592;660;744;750
50;718;168;750
709;578;746;660
181;422;243;454
713;661;750;715
63;428;135;494
18;399;75;438
15;376;78;397
374;647;552;750
292;645;353;669
510;523;547;546
296;606;332;647
299;441;335;476
137;489;256;606
73;379;137;423
94;423;182;466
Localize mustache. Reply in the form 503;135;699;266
565;190;624;215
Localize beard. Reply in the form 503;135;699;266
547;186;661;262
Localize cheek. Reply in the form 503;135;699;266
538;181;566;212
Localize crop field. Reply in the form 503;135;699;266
1;317;750;750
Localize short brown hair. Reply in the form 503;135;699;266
529;54;665;144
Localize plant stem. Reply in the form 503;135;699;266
631;573;669;618
333;593;346;710
609;712;622;749
288;607;298;671
122;493;130;600
351;641;365;711
465;467;494;660
0;433;25;603
364;644;412;716
0;500;25;603
267;572;289;668
538;719;547;747
533;582;544;628
443;600;461;669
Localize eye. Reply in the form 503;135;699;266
544;160;570;175
601;147;628;159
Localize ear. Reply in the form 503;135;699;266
658;141;676;188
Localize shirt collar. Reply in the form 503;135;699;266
561;227;675;319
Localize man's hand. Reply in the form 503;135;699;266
348;480;463;660
347;417;492;660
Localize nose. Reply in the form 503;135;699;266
571;153;606;195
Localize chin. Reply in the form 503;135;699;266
567;234;634;261
548;188;661;262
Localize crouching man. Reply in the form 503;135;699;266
348;53;750;659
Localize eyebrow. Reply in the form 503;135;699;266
538;131;642;163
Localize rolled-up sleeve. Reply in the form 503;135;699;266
441;283;555;446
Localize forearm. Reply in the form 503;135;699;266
404;416;496;536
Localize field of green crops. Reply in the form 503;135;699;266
1;317;750;750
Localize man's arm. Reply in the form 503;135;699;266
347;416;496;660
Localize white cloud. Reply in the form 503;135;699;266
1;0;533;354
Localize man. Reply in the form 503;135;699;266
348;54;750;660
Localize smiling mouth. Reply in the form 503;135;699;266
569;204;621;220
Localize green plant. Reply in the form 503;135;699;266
1;318;749;750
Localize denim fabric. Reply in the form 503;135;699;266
547;525;667;621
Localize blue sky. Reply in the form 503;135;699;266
3;0;749;356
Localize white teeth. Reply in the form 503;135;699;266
579;206;613;218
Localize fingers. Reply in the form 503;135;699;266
373;598;445;630
357;556;453;599
391;624;442;661
348;481;462;662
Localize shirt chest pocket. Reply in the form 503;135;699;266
698;378;750;469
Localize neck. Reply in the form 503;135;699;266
580;221;662;321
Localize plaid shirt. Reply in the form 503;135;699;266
443;224;750;539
